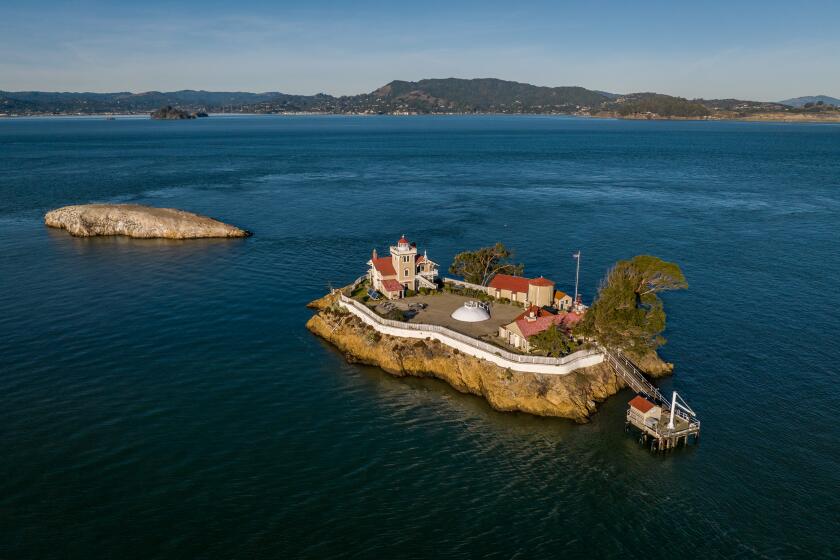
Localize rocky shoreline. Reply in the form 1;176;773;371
307;293;672;422
45;204;251;239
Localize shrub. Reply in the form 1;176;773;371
528;325;577;357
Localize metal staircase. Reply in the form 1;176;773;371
603;346;700;426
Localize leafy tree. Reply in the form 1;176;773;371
448;242;524;286
528;325;577;357
575;255;687;355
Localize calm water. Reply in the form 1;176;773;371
1;116;838;559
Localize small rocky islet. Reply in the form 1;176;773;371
150;106;208;120
44;204;251;239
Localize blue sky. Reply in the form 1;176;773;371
2;0;838;100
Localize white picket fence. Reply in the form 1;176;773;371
336;294;604;375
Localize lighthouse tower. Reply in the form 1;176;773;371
390;235;417;290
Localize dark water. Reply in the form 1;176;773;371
1;116;838;559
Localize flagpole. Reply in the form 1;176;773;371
574;251;580;308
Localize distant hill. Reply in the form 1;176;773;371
601;93;710;118
699;98;789;112
778;95;840;108
0;90;286;114
0;79;610;116
362;78;609;112
2;80;839;120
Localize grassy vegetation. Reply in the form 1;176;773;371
442;283;492;302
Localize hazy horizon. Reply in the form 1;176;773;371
2;0;839;101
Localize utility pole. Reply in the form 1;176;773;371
573;250;581;307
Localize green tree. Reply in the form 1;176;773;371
448;242;524;286
575;255;687;355
528;325;577;357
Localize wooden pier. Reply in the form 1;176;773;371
603;347;701;451
626;395;700;451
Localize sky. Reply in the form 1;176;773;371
2;0;839;100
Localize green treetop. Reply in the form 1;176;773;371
575;255;687;355
528;325;578;357
448;242;524;286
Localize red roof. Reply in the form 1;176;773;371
415;254;424;264
488;274;555;293
381;279;403;293
559;312;583;328
515;314;564;338
488;274;531;293
515;311;582;338
529;276;554;287
398;235;409;245
629;395;656;413
516;305;555;321
371;257;396;275
554;290;569;300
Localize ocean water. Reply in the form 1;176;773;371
1;115;838;559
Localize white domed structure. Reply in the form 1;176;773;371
451;301;491;322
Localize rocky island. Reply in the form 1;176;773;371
150;105;207;120
307;238;684;422
45;204;251;239
307;293;649;421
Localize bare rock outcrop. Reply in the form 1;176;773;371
45;204;251;239
307;294;633;422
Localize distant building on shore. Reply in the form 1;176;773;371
367;235;438;299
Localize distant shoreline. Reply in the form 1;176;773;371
3;112;840;123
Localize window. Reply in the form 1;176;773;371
404;269;408;277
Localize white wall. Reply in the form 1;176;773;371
338;298;604;376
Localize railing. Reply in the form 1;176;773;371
417;275;437;290
602;347;668;405
346;276;367;293
606;347;700;429
339;294;602;367
443;277;489;293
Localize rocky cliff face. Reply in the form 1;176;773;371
307;294;636;422
45;204;251;239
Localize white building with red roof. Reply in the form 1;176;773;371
367;235;439;299
487;274;555;307
627;395;662;428
498;306;584;352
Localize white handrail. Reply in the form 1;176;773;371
339;294;600;366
